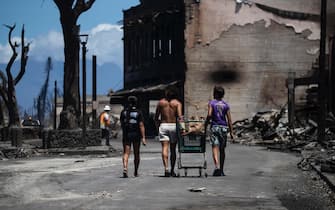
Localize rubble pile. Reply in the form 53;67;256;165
0;147;39;160
233;107;335;173
233;107;291;146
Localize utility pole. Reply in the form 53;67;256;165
54;80;57;130
79;34;88;145
318;0;327;143
92;55;97;128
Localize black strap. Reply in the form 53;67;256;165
124;107;139;133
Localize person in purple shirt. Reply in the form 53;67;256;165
205;86;234;176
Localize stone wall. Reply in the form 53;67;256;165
42;129;102;148
0;127;40;143
0;128;25;147
21;127;41;139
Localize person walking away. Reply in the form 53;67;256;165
100;105;112;146
120;96;146;178
205;86;234;176
155;86;183;177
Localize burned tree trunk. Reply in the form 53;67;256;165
0;24;29;127
0;99;5;126
37;57;52;127
53;0;96;129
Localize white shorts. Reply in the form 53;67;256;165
159;123;177;143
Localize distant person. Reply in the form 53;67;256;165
120;96;146;178
155;86;183;177
100;105;112;146
205;86;234;176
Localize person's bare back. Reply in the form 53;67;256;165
155;86;183;176
155;98;182;124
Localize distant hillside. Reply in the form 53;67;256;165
0;59;123;111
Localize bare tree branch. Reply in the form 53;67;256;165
4;24;18;52
74;0;96;19
0;23;29;126
5;24;18;84
15;25;29;85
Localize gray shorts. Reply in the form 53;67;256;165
210;125;228;147
159;123;177;144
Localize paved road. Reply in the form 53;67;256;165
0;139;334;210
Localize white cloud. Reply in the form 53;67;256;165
0;36;25;64
0;31;64;64
91;24;122;36
29;31;64;62
0;23;124;67
86;23;124;67
0;44;12;64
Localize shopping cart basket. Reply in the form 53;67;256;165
176;119;207;177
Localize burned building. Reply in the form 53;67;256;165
114;0;335;128
111;0;186;135
123;0;185;90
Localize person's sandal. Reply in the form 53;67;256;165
123;169;128;178
164;170;170;177
170;170;177;177
213;168;220;176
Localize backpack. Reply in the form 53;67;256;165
121;108;141;133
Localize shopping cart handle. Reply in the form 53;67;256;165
180;131;190;136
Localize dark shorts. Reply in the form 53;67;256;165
210;125;228;147
102;129;109;138
123;132;141;146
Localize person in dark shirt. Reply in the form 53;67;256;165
120;96;146;178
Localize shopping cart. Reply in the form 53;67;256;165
176;119;207;177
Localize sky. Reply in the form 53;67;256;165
0;0;139;111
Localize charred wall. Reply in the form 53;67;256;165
122;0;335;122
184;0;321;120
123;0;185;89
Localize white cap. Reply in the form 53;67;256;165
104;105;111;111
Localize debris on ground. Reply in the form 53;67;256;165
0;146;37;159
188;187;206;192
233;105;335;173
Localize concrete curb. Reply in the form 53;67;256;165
311;163;335;193
36;146;122;156
1;138;163;159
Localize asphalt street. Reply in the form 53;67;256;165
0;138;335;210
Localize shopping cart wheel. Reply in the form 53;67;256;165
184;169;187;177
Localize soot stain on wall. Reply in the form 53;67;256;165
209;63;240;83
